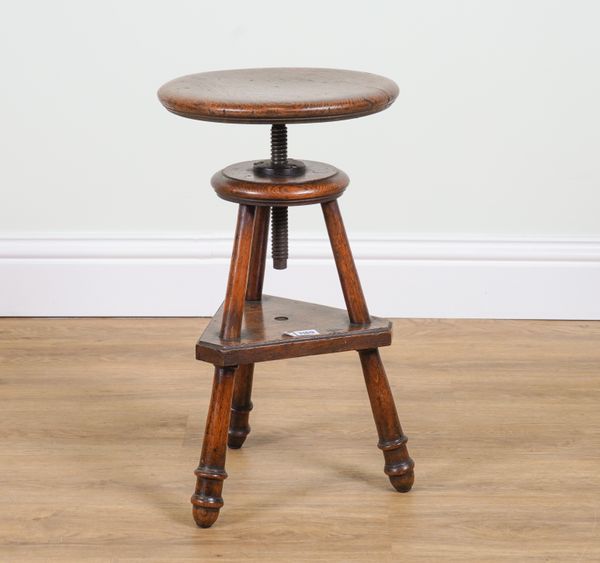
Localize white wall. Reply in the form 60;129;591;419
1;1;600;317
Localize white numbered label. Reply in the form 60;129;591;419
284;329;320;337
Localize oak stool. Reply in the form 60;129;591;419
158;68;415;528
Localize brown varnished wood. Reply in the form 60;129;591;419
359;349;415;492
197;295;392;367
321;200;413;491
212;161;348;206
198;175;413;522
228;206;270;449
191;366;236;528
322;199;371;324
157;68;399;124
159;66;413;528
244;206;270;301
219;205;255;340
228;364;255;449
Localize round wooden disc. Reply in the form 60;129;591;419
211;160;349;206
157;68;398;124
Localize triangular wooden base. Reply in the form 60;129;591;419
196;295;392;367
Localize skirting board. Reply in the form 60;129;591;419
1;235;600;319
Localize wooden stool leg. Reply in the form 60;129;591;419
220;204;256;340
359;349;415;491
322;199;414;492
228;364;255;449
228;206;270;449
191;204;256;527
321;199;370;324
191;366;236;527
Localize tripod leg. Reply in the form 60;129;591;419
191;366;236;527
359;349;415;491
220;204;256;340
191;204;257;527
228;206;270;448
321;199;370;324
322;199;414;491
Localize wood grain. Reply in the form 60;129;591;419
219;205;255;340
1;318;599;561
227;206;270;450
359;348;415;492
191;366;235;528
322;199;371;324
211;160;348;206
157;68;399;124
244;206;270;302
196;295;392;366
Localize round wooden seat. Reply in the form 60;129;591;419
157;67;399;124
212;160;349;206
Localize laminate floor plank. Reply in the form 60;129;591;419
0;318;598;561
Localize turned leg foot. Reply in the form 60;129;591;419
191;366;236;528
228;364;255;448
379;436;415;492
359;348;415;492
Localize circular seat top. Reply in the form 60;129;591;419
157;67;399;124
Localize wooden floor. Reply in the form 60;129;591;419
1;318;599;562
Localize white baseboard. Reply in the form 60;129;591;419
1;234;600;319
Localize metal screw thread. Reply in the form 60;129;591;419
271;206;288;270
271;124;288;168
